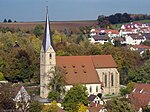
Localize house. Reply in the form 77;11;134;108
128;84;150;111
125;34;146;45
13;86;30;102
88;94;104;105
120;22;150;36
130;44;150;55
40;9;120;98
89;35;109;44
142;33;150;40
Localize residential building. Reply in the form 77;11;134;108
128;83;150;111
130;44;150;55
125;34;146;45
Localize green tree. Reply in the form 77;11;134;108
28;101;42;112
105;98;135;112
143;106;150;112
33;24;44;37
47;66;66;100
3;19;7;23
62;84;89;112
120;82;135;96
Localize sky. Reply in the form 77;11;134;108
0;0;150;22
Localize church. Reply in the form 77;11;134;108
40;10;120;98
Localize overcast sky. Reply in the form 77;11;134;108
0;0;150;22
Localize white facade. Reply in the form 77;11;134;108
125;35;146;45
89;37;109;45
65;83;102;96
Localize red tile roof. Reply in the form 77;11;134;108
88;102;103;112
129;84;150;110
132;45;150;49
56;55;117;85
91;55;117;68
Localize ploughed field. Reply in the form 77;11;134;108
0;20;97;33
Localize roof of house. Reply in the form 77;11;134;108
93;35;108;41
56;55;117;85
127;34;145;40
128;83;150;110
88;102;103;112
132;45;150;49
142;33;150;40
88;94;97;102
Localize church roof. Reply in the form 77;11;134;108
42;7;54;52
56;55;117;85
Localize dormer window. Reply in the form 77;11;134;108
72;65;75;68
81;65;85;68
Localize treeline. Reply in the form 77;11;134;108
3;19;17;23
97;13;150;28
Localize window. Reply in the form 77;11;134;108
96;86;98;92
111;73;114;86
49;54;52;59
105;75;107;87
90;86;92;93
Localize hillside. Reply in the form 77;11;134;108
0;20;97;33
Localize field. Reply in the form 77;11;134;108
0;20;97;33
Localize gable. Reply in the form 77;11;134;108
91;55;117;68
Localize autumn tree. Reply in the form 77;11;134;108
0;83;16;112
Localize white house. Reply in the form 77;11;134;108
125;34;146;45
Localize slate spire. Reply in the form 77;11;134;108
42;6;54;52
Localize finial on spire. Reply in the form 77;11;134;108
46;0;48;14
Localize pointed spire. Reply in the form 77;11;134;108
42;6;54;52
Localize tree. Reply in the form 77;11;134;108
3;19;7;23
143;106;150;112
77;103;87;112
105;98;135;112
120;82;135;96
33;24;44;37
28;101;42;112
0;72;4;81
8;19;12;23
42;101;59;112
62;84;89;112
47;66;66;100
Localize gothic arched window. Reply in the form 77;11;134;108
105;74;107;87
49;54;52;59
111;73;114;86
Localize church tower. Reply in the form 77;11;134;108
40;7;56;98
